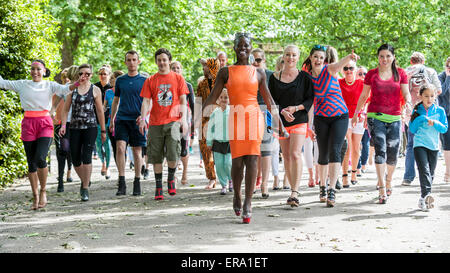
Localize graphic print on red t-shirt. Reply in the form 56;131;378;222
157;84;173;107
140;71;189;126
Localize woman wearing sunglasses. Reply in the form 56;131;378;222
356;66;368;80
0;60;79;210
339;60;366;187
352;44;411;204
94;65;113;179
302;45;359;207
60;64;107;202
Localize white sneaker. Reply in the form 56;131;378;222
418;197;428;211
424;194;434;210
220;187;227;195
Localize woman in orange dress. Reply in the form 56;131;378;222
203;33;288;224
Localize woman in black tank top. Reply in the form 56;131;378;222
60;64;106;202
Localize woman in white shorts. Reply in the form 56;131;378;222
339;60;366;187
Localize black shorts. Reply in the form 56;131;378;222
115;119;146;147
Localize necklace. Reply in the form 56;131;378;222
344;78;355;86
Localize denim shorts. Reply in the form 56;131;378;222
367;118;401;165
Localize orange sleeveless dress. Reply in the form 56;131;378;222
225;65;264;159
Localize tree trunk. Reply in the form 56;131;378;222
55;24;82;83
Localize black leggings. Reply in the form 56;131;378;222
314;113;349;165
23;137;53;172
54;124;72;179
69;127;97;167
414;147;438;198
108;130;117;164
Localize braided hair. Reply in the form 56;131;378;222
410;83;436;122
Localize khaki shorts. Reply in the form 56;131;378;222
147;122;181;164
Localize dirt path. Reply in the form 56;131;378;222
1;140;449;253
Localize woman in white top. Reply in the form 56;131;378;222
0;60;79;210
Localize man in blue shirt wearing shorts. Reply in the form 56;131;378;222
109;50;147;196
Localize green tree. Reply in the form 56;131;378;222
273;0;449;70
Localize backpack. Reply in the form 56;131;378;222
409;66;432;96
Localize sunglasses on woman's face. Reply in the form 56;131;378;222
343;66;355;71
358;72;367;76
254;58;263;63
99;73;108;76
79;72;92;76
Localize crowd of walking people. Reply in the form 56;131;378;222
1;32;449;224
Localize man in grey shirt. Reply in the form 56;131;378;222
402;52;442;186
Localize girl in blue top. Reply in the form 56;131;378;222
409;84;448;211
207;89;232;195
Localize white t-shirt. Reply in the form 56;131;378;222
0;76;69;111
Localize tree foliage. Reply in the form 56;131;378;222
46;0;449;87
0;0;60;80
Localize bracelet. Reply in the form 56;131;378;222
74;82;80;87
101;130;106;133
61;124;66;128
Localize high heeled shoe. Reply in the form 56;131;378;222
234;209;241;216
351;170;358;185
242;213;251;224
255;176;262;190
308;178;315;188
233;197;241;216
205;180;216;190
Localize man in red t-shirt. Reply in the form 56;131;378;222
139;48;189;200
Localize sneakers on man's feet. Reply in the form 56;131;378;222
402;179;412;186
116;180;126;196
424;194;434;210
418;197;427;211
168;180;176;196
155;188;164;200
220;187;227;195
133;180;141;196
80;188;89;202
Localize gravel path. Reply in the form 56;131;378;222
1;140;449;253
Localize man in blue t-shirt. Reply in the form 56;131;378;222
109;50;146;196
